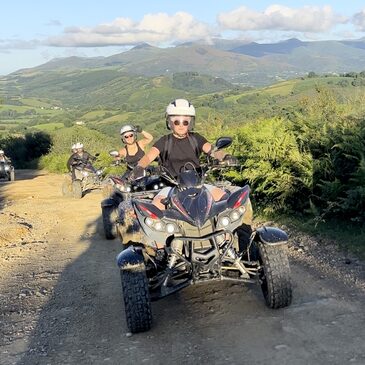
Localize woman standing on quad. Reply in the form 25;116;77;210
118;125;153;168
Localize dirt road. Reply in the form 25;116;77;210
0;171;364;365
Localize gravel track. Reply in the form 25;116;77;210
0;171;364;365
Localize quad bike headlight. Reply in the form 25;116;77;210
230;211;241;221
229;206;246;223
4;166;9;171
144;218;180;234
218;206;246;228
153;184;159;190
154;221;165;231
219;216;231;227
166;223;179;234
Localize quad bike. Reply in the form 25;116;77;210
116;137;292;333
0;161;15;181
100;155;168;240
62;157;104;199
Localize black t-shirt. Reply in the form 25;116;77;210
153;133;207;177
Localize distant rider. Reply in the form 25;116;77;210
67;142;97;181
0;150;10;163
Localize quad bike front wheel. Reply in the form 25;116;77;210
102;205;118;240
72;180;83;199
120;268;152;333
258;244;292;309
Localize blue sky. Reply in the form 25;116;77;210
1;1;365;75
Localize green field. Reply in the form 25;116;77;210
31;122;65;131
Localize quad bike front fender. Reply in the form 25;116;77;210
101;197;117;208
254;227;288;246
116;245;145;272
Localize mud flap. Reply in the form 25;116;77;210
255;227;288;246
116;245;145;272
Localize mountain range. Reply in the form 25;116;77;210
3;37;365;96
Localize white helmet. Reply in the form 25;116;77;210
75;142;84;149
0;150;4;154
120;124;136;135
120;124;136;143
165;99;195;131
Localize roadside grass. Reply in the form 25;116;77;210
259;213;365;260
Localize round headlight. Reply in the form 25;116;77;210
238;206;246;214
220;216;230;227
126;186;131;192
154;222;164;231
145;217;154;227
159;182;164;187
230;211;241;221
153;184;159;190
166;223;177;234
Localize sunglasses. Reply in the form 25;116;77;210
123;134;134;139
172;119;190;126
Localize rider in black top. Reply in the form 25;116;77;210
125;141;145;167
153;132;207;178
131;99;230;206
117;124;153;168
131;99;252;251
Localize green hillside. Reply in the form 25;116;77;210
1;71;364;249
2;72;365;138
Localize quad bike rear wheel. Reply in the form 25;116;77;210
258;244;292;309
72;180;83;199
120;268;152;333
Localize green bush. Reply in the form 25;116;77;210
39;125;119;173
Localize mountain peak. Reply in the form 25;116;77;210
131;42;154;50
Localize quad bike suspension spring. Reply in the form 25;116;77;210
163;240;184;286
225;247;250;279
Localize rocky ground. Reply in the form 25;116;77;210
0;170;364;365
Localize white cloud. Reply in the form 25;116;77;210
45;20;62;27
218;5;347;33
0;39;40;51
46;12;213;47
352;9;365;31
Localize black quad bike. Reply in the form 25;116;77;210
62;156;104;199
0;161;15;182
116;137;292;333
101;158;168;240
